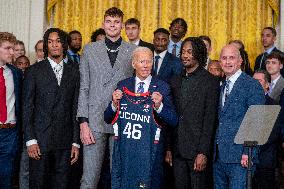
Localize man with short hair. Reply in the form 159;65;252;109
252;70;280;189
0;32;22;189
34;40;44;63
22;28;80;189
104;47;178;189
254;27;284;75
125;18;154;51
208;60;224;80
168;18;187;57
152;28;182;83
265;52;284;103
199;35;212;69
213;45;265;189
67;30;82;64
170;37;219;189
77;7;136;189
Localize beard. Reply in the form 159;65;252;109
51;55;61;59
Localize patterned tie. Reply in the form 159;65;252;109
154;55;160;75
0;67;7;123
172;44;177;56
72;54;79;64
268;82;274;95
224;80;231;105
54;64;63;85
137;82;145;93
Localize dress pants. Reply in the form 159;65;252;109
173;156;208;189
253;167;276;189
29;149;71;189
213;159;247;189
80;131;113;189
19;147;29;189
0;128;18;189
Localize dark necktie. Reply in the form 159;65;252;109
0;67;7;123
137;82;145;93
260;52;268;70
172;44;177;56
154;55;160;75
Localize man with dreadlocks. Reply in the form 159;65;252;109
169;37;219;189
22;28;80;189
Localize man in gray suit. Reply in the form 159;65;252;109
77;7;136;189
266;52;284;103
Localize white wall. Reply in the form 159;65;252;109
0;0;47;62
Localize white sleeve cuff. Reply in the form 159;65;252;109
26;139;38;147
155;102;163;113
72;143;80;148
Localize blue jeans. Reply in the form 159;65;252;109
213;160;247;189
0;128;18;189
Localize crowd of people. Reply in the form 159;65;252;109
1;6;284;189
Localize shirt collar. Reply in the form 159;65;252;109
105;37;122;49
133;39;140;46
135;75;152;85
47;57;64;68
169;38;182;47
0;64;8;70
67;49;79;56
226;69;242;85
154;50;167;59
272;74;281;84
265;45;275;54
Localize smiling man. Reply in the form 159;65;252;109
213;45;265;189
104;47;178;189
77;7;136;189
169;37;219;189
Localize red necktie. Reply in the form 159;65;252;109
0;67;7;123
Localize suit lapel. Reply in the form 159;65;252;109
221;73;245;113
158;52;170;76
44;59;59;86
58;61;72;89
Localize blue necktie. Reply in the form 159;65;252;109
137;82;145;93
154;55;160;75
172;44;177;56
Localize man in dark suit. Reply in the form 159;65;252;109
152;28;182;83
214;45;265;189
254;27;284;76
125;18;154;51
252;70;280;189
104;46;178;189
0;32;22;189
67;30;82;64
22;28;80;189
170;37;219;189
168;18;187;57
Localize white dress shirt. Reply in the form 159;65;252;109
222;69;242;106
0;65;16;124
153;50;167;74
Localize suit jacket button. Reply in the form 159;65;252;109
180;116;183;120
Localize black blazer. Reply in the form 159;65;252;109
170;67;219;159
22;59;80;151
254;47;283;71
138;39;154;52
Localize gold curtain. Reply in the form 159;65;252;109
49;0;277;69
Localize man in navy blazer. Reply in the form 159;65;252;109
152;28;182;83
104;47;178;189
213;45;265;189
0;32;22;188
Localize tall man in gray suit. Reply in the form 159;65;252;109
266;52;284;103
77;7;136;189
